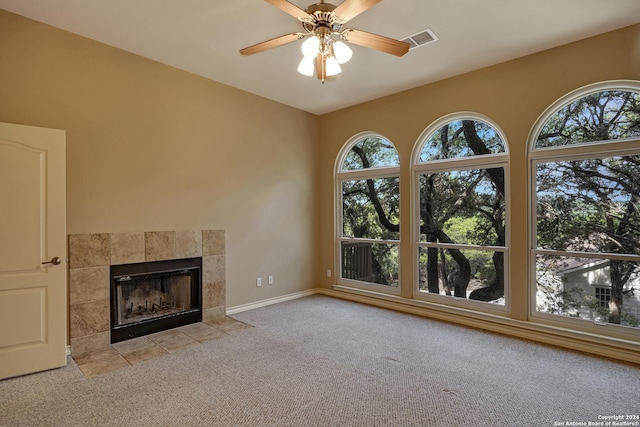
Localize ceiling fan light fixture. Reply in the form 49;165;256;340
297;55;315;76
325;55;342;76
301;36;320;57
332;40;352;64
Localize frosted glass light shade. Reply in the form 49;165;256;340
325;56;342;76
333;41;352;64
297;56;315;76
301;36;320;57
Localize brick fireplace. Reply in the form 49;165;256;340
68;230;225;357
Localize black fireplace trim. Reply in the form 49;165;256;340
109;257;203;344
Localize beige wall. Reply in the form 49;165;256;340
316;24;640;321
1;7;639;321
0;10;320;308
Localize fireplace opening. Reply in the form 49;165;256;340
110;257;202;344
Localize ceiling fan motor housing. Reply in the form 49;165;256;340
303;2;343;35
305;2;336;15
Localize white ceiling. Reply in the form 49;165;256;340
1;0;639;115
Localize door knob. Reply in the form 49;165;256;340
42;257;62;266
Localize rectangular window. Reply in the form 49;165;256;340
595;287;611;308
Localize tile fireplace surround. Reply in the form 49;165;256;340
68;230;225;357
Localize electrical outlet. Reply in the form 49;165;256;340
256;277;262;287
268;275;273;285
327;269;332;277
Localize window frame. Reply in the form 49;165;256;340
411;112;511;312
335;131;401;294
527;80;640;340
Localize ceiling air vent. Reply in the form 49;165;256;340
401;28;438;50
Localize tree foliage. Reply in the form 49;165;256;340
536;91;640;148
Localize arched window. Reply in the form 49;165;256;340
412;113;509;309
336;133;400;291
529;81;640;338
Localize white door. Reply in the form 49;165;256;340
0;122;67;379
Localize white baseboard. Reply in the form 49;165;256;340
226;289;319;315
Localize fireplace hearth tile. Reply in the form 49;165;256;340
112;336;156;354
203;230;225;256
120;344;169;365
176;230;203;258
207;317;252;335
202;281;225;309
203;306;226;323
69;266;109;305
72;347;120;366
179;322;228;343
70;331;110;357
69;299;110;339
147;329;199;353
203;255;225;283
145;231;176;261
78;352;130;378
111;232;145;265
69;233;111;268
71;316;246;377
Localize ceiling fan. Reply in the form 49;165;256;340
240;0;410;82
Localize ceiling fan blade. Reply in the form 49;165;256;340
240;33;302;56
343;29;410;56
265;0;313;21
333;0;381;23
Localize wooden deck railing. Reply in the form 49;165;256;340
342;242;373;282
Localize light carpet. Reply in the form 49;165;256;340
1;295;638;426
